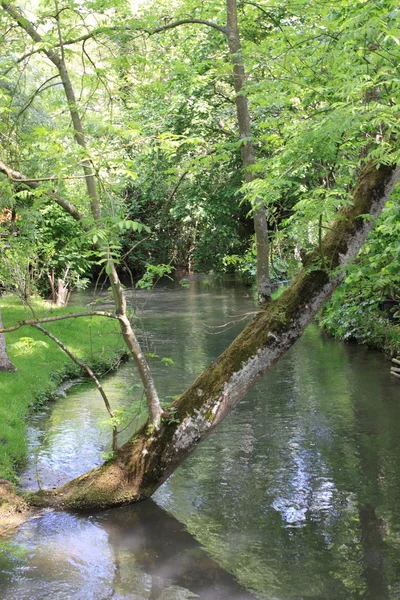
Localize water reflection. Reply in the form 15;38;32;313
0;501;255;600
20;366;142;490
100;500;256;599
1;277;400;599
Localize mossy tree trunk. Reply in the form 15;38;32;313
28;161;400;512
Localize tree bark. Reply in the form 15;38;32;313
27;161;400;511
0;310;16;371
226;0;271;303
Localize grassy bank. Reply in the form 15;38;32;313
0;296;126;482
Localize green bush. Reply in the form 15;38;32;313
320;197;400;355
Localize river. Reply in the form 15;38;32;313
1;277;399;599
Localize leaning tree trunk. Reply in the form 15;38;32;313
0;310;16;371
28;161;400;512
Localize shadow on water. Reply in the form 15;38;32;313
0;499;255;600
99;500;256;599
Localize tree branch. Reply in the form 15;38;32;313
213;86;235;104
0;311;118;334
7;173;96;183
32;323;115;418
12;75;62;125
240;1;281;26
1;4;164;426
28;161;400;512
151;19;227;35
0;160;84;222
2;18;226;74
165;170;189;205
1;1;102;220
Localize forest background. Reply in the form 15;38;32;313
0;0;399;351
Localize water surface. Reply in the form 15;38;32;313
1;277;400;599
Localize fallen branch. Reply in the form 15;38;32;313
25;161;400;512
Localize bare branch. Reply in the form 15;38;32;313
241;1;281;24
0;311;118;334
32;323;115;418
151;19;227;35
8;173;96;183
2;18;226;74
6;31;101;69
120;237;149;262
82;37;113;104
11;75;61;125
165;170;189;205
213;86;235;105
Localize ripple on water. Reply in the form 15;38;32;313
2;281;400;599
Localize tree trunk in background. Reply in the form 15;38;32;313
0;310;16;371
28;162;400;512
226;0;271;304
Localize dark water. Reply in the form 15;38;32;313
1;277;400;599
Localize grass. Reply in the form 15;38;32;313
0;295;126;482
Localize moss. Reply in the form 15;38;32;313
169;165;398;424
323;162;396;263
10;162;397;514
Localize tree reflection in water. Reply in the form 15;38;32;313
0;499;255;599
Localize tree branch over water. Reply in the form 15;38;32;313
32;323;116;419
26;160;400;512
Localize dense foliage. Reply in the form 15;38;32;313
321;192;400;354
0;0;399;340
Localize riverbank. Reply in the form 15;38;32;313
320;300;400;358
0;296;126;483
0;479;35;536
